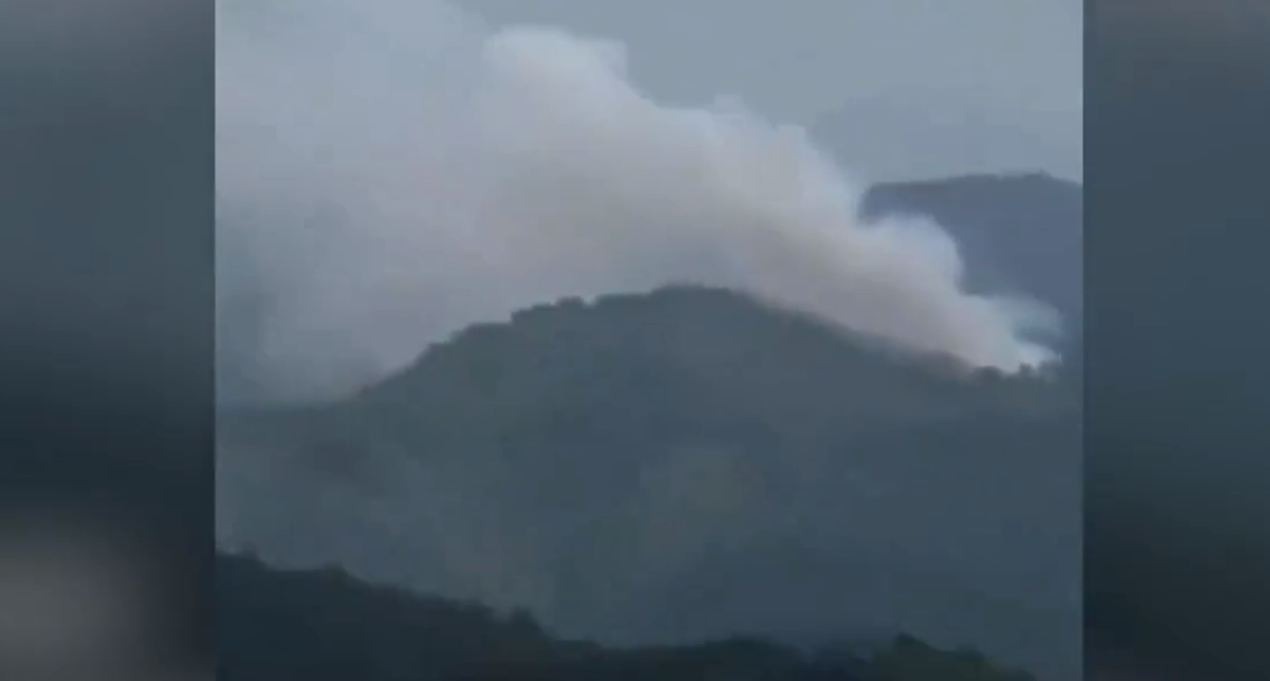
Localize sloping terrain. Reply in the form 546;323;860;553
218;552;1039;680
217;285;1080;679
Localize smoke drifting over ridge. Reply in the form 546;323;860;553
215;0;1058;404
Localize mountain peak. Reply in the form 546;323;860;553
358;284;1060;413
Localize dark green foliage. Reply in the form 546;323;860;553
218;284;1080;679
215;173;1084;679
218;552;1038;681
287;285;1077;456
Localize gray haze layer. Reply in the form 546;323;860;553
214;2;1081;677
458;0;1082;183
216;0;1060;404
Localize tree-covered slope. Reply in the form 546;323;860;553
218;552;1040;681
217;286;1080;678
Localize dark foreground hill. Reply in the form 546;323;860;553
217;285;1081;679
218;551;1038;680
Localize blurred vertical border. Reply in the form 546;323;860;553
1085;0;1270;678
0;0;215;670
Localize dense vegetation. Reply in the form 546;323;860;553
219;552;1038;680
216;174;1083;680
218;286;1080;678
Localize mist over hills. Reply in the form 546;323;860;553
218;171;1083;678
217;0;1067;406
217;11;1083;668
862;173;1082;331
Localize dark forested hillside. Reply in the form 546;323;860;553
217;285;1080;679
218;552;1039;680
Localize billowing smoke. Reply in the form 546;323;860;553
216;0;1057;404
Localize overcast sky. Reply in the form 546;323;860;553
459;0;1082;182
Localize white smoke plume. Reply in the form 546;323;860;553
216;0;1057;404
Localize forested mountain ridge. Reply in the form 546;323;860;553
218;552;1040;680
217;284;1080;678
216;171;1083;679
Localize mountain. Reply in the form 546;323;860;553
219;551;1039;680
217;284;1081;679
862;173;1082;334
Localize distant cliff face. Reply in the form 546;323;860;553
862;173;1082;336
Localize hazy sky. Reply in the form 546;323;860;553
218;0;1062;401
459;0;1082;182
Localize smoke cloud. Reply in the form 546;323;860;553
216;0;1057;404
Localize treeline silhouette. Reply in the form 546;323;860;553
216;175;1082;680
218;552;1037;680
218;285;1080;678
